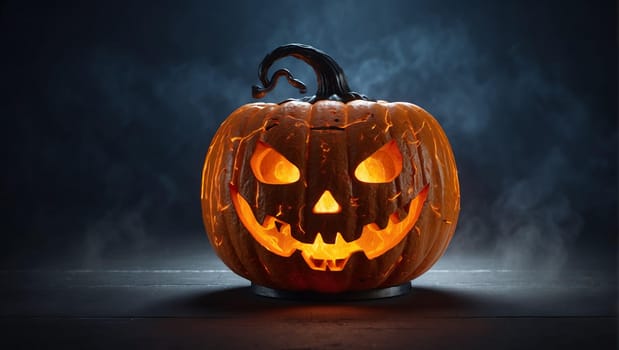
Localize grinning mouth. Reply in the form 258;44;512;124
230;184;428;271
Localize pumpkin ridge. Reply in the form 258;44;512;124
408;109;460;280
203;105;267;280
231;105;278;282
384;104;433;283
383;103;410;283
415;110;446;278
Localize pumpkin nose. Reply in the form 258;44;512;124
312;190;342;214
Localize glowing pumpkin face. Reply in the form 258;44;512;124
201;44;460;293
230;108;431;272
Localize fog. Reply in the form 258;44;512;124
2;0;616;270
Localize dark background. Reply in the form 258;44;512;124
1;0;616;272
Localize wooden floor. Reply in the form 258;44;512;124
1;249;616;349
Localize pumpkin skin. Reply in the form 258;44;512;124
201;45;460;293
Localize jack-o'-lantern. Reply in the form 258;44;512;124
201;44;460;295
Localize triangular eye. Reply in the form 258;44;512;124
251;141;300;184
354;140;403;183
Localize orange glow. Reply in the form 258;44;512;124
354;140;403;183
230;184;429;271
312;190;342;214
250;141;300;184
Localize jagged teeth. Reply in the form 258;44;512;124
311;232;347;245
301;251;350;272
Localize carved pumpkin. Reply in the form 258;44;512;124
201;44;460;294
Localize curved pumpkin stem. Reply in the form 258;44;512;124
252;43;370;103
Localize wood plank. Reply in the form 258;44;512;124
2;317;615;349
1;269;615;318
